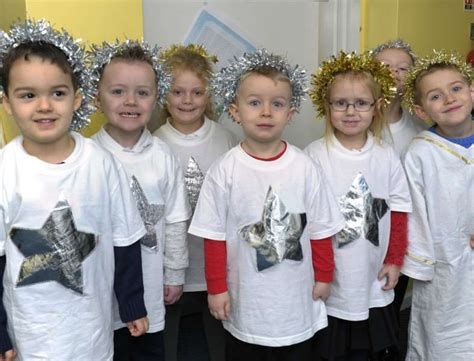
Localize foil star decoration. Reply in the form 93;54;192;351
239;187;306;271
9;200;97;294
184;157;205;212
130;176;164;250
336;173;389;248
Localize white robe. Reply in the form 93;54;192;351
402;130;474;361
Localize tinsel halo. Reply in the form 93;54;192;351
371;39;417;63
160;43;218;65
88;39;171;105
211;48;307;115
0;19;94;131
309;51;396;118
402;49;473;113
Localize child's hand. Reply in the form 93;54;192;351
470;235;474;249
312;281;331;301
164;285;184;305
0;348;16;361
378;264;401;291
127;316;149;337
208;291;230;320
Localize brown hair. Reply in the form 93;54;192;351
325;71;386;143
1;41;78;94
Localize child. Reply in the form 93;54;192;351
188;49;345;361
153;44;237;361
372;39;426;159
305;51;412;360
89;40;191;360
401;50;473;361
0;20;148;360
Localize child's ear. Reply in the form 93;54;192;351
287;107;296;122
73;91;83;112
414;104;430;122
1;93;13;115
470;84;474;102
229;103;241;124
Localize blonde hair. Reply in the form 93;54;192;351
158;47;215;123
324;71;386;143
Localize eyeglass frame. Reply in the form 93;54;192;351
328;99;376;112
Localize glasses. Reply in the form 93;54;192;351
329;99;376;112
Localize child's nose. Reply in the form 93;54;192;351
37;96;53;111
261;103;271;117
124;93;137;105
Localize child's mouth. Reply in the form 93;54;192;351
120;112;140;118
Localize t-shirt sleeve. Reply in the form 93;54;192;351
306;159;345;240
388;149;412;213
163;152;191;224
108;157;147;247
188;168;228;241
401;150;435;281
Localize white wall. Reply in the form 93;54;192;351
143;0;359;148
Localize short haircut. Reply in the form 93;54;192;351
1;41;78;94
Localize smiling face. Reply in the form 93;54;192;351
166;69;209;133
97;59;157;142
229;72;295;152
328;74;382;149
2;56;81;153
414;67;474;138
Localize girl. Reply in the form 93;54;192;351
305;51;412;361
153;44;237;361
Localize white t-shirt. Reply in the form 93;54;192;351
402;130;474;361
0;133;146;361
94;127;191;333
189;144;344;346
154;118;237;292
305;134;412;321
382;109;426;159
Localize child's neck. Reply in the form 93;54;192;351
334;131;368;151
435;118;473;139
23;135;75;164
385;97;403;124
170;117;205;135
241;138;286;159
105;124;144;148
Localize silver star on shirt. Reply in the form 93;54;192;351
336;173;389;248
130;176;164;250
184;157;205;212
10;200;97;294
239;186;306;271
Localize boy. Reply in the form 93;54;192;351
89;40;191;360
189;49;345;361
401;50;473;360
0;20;148;360
372;39;426;158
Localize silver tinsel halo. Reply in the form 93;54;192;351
0;19;94;131
88;39;171;106
211;48;307;116
370;39;417;63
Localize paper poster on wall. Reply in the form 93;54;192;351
184;8;257;68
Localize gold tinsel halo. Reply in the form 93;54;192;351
402;49;473;114
159;43;218;64
309;51;396;118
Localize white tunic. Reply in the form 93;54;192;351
154;118;237;292
189;144;344;346
402;130;474;361
382;109;426;159
0;133;146;361
305;134;412;321
94;128;191;333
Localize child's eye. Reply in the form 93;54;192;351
452;85;463;92
194;90;205;96
111;89;123;95
334;99;347;107
249;100;260;107
355;99;370;107
53;90;66;97
20;92;35;99
398;67;408;72
429;94;440;101
172;90;181;96
138;90;150;97
272;101;284;108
